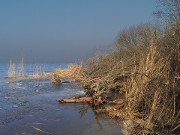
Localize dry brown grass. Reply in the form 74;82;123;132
13;73;54;79
82;22;179;134
54;62;83;79
121;43;179;134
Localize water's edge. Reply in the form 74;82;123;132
0;63;122;135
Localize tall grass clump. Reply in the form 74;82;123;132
54;62;84;79
8;58;24;78
17;58;24;77
8;59;52;79
8;58;16;78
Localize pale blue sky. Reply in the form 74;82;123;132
0;0;157;63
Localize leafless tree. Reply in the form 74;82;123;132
155;0;180;34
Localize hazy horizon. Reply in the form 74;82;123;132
0;0;156;63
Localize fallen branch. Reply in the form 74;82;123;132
59;96;92;104
95;108;110;113
172;124;180;132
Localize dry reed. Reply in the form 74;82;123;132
54;62;83;79
8;59;52;79
82;22;179;134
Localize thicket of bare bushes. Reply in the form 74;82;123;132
82;0;179;134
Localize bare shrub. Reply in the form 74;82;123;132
83;20;179;133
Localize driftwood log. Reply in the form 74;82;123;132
59;96;92;104
59;96;109;106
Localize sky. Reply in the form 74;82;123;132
0;0;157;63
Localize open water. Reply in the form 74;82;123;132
0;63;121;135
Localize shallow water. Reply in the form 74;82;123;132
0;63;121;135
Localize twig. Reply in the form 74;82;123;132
32;126;53;135
172;125;180;132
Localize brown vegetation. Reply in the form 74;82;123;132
81;0;180;134
54;62;83;79
7;0;179;134
15;73;53;80
51;62;83;84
